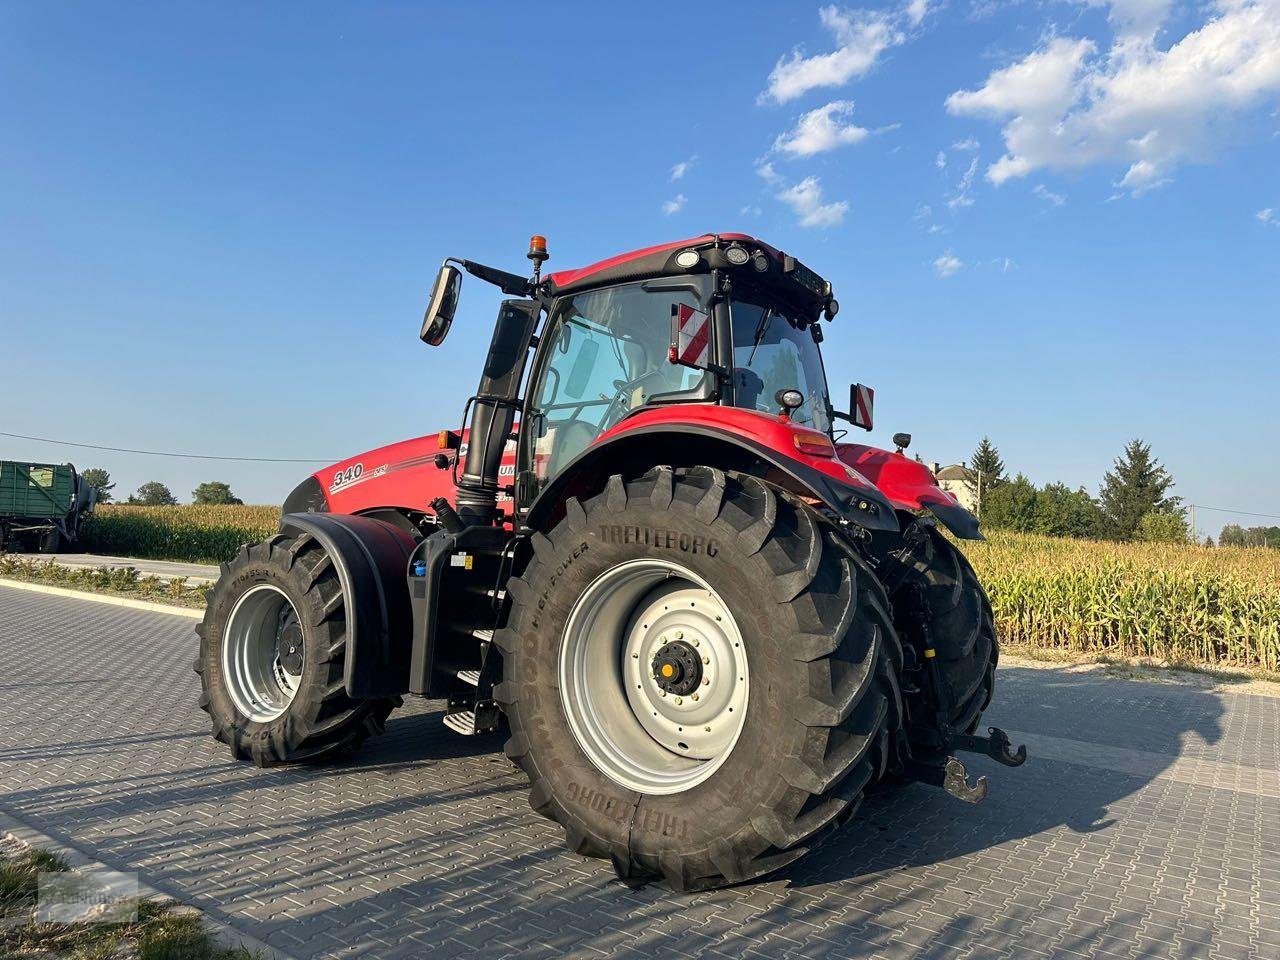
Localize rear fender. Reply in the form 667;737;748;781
279;512;418;698
525;423;900;534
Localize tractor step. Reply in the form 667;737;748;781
470;627;494;642
457;669;480;686
442;709;477;735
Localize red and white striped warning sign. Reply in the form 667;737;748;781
853;383;874;431
670;303;711;368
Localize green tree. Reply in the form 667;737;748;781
192;481;243;505
128;481;177;506
1136;509;1191;544
1098;439;1180;540
967;436;1006;516
1218;524;1247;547
80;467;115;503
982;473;1038;532
1033;483;1104;539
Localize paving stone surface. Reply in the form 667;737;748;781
1;584;1277;959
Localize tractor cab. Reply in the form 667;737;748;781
420;234;870;523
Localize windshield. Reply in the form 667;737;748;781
729;297;831;432
522;279;712;483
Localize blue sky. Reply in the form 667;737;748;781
2;1;1277;538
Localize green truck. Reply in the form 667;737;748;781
0;461;96;553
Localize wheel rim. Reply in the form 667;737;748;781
222;584;304;723
559;559;749;795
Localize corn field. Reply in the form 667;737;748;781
963;531;1280;673
79;506;1280;672
83;505;280;565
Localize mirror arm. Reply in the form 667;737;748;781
456;258;533;297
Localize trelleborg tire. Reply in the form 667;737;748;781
890;527;998;749
495;466;903;891
195;533;398;766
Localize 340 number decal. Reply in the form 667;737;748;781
329;463;364;492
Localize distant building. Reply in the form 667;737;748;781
930;462;978;514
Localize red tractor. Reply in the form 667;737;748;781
197;233;1024;890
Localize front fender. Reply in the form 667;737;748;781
525;422;901;535
279;512;417;698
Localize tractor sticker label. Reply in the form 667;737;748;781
598;525;719;557
671;303;710;368
329;463;364;492
449;552;473;570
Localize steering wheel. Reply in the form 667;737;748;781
599;369;669;431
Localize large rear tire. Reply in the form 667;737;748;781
890;527;997;749
496;467;903;890
195;533;398;766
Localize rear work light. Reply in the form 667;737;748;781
793;433;836;457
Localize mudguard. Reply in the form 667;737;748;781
279;512;417;698
526;406;901;535
837;443;982;540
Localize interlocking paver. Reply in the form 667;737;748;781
1;583;1276;960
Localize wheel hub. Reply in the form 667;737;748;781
278;622;304;676
558;559;750;795
651;640;702;695
222;584;304;723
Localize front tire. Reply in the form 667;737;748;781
496;467;903;890
195;533;398;766
890;527;998;749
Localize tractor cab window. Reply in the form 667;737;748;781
729;298;831;433
522;280;712;484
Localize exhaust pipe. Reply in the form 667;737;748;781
455;299;540;525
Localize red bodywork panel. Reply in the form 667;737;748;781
835;443;963;515
306;407;956;522
544;232;779;291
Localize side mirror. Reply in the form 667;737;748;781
420;264;462;346
850;383;874;431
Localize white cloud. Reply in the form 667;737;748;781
951;137;981;151
927;222;946;233
1033;183;1067;206
946;1;1280;195
670;156;697;181
935;150;948;170
947;157;980;208
905;0;932;26
740;204;763;217
934;251;964;277
914;202;933;219
991;256;1017;272
774;100;871;156
662;194;687;215
777;176;849;227
762;6;906;103
756;160;782;184
1258;207;1278;225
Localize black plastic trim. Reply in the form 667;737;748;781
279;513;415;698
924;500;984;541
281;475;328;515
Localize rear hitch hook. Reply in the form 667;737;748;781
952;725;1027;768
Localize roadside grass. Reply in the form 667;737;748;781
0;555;206;609
1;840;260;960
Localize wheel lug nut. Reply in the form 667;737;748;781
691;638;699;647
674;697;683;705
675;631;684;640
632;653;639;659
702;657;710;665
704;726;711;732
660;690;667;697
702;678;710;686
691;693;699;701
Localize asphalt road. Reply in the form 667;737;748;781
1;582;1277;959
8;551;220;583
